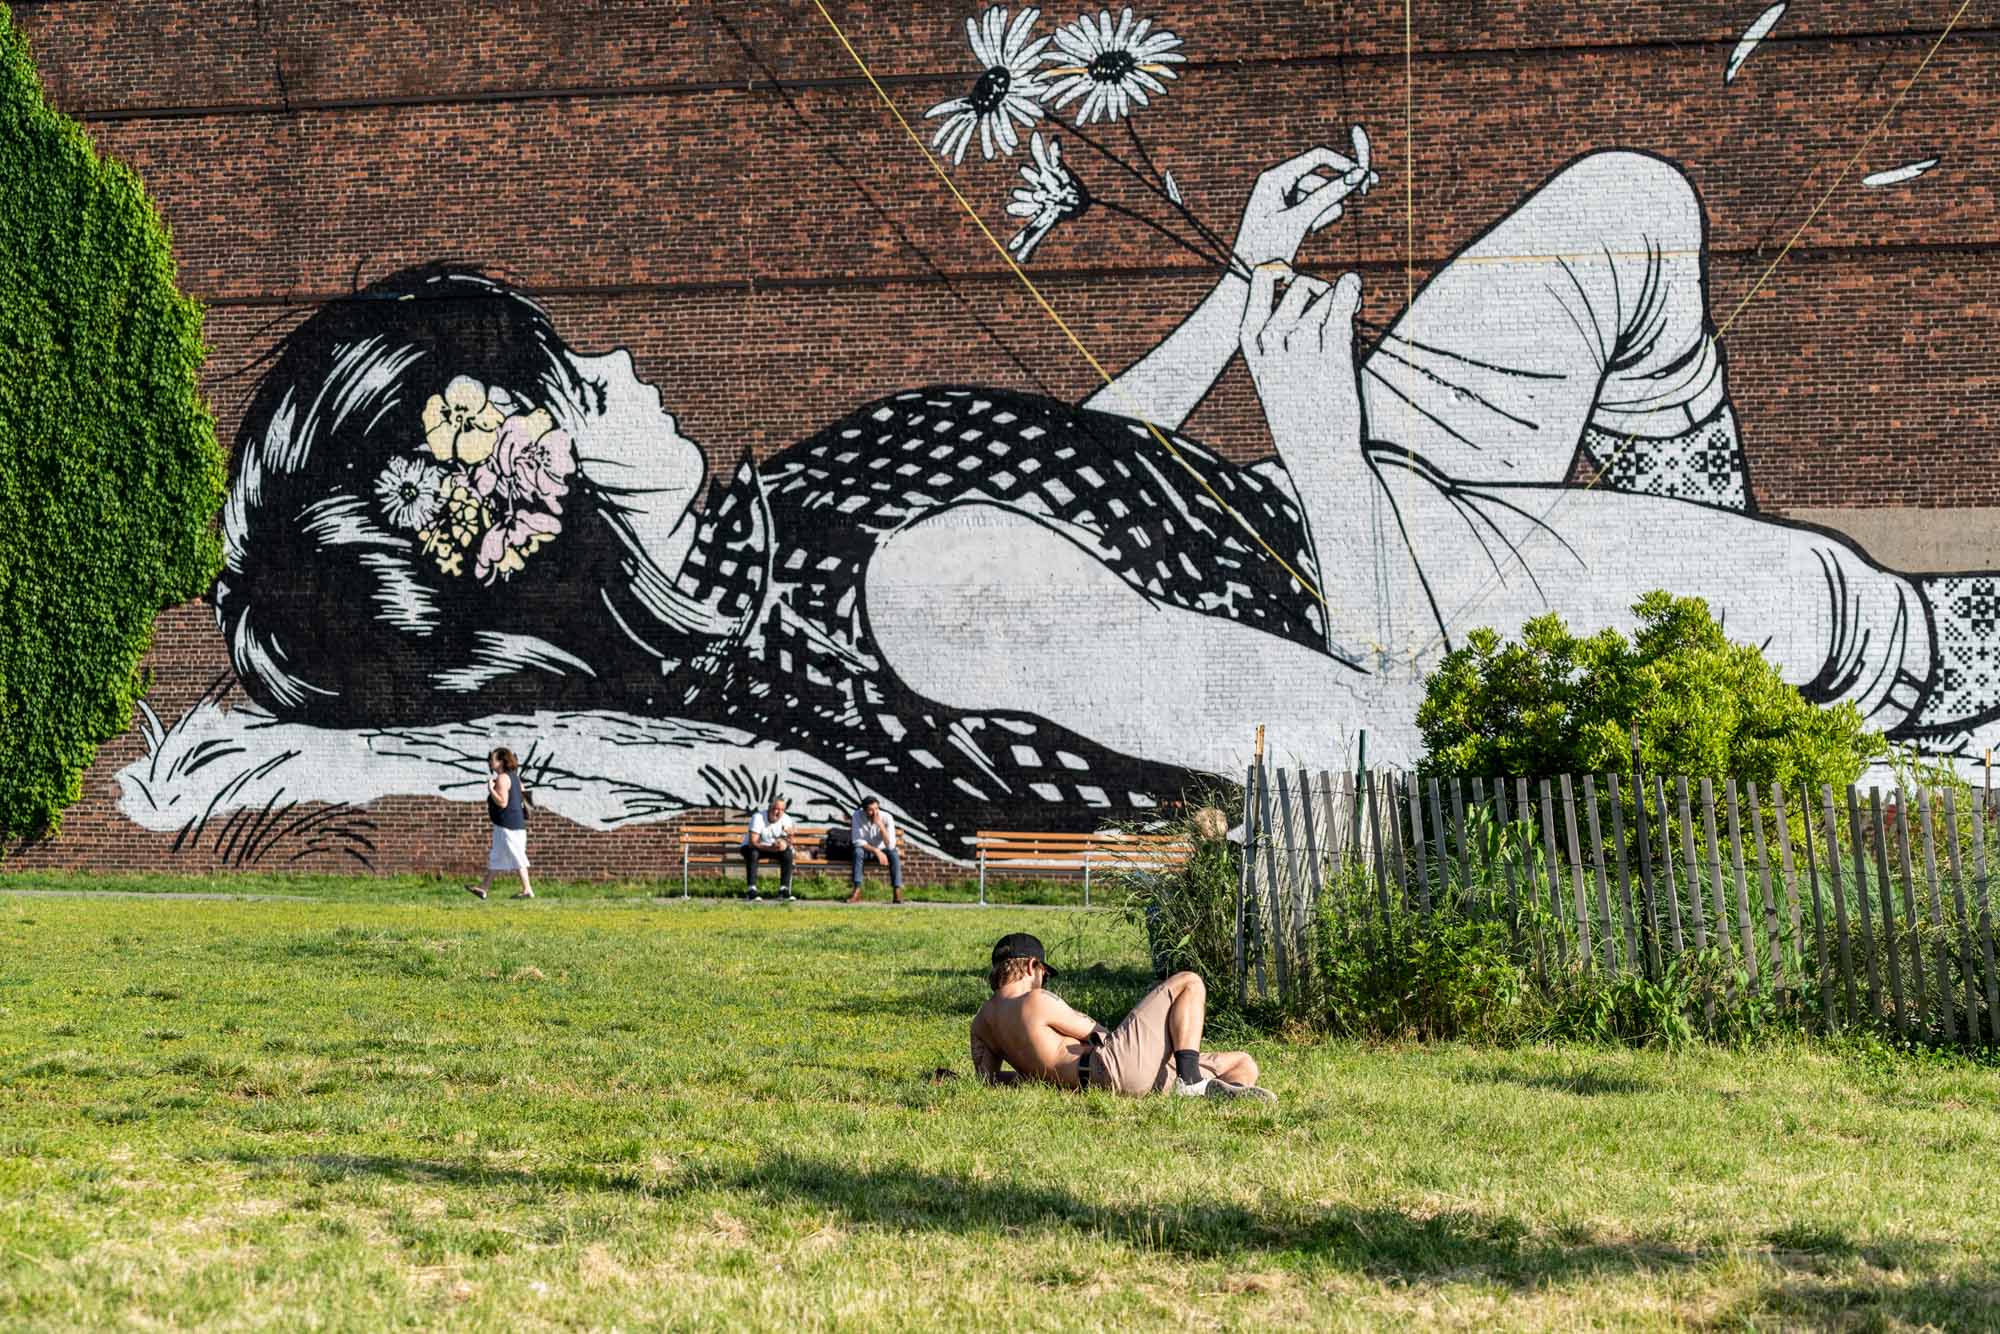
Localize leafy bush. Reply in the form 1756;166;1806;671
1416;591;1882;791
0;12;224;843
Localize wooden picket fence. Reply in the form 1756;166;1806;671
1235;762;2000;1048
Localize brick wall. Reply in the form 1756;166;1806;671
8;1;1997;879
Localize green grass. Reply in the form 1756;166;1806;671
2;878;1999;1329
0;866;1098;906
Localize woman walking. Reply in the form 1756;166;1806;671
466;748;533;900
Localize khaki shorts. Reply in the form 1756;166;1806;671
1087;979;1227;1095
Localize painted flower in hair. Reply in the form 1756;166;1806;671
1006;133;1088;261
926;6;1053;165
1043;7;1185;126
476;408;577;514
374;456;448;532
422;375;505;466
417;473;491;579
476;511;562;586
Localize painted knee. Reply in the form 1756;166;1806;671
1552;150;1702;245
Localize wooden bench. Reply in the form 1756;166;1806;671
678;822;832;897
971;830;1194;905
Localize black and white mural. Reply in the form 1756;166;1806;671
119;5;1999;861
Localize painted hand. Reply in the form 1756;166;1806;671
1232;144;1368;269
1239;265;1365;451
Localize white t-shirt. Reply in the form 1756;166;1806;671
743;810;795;847
851;807;896;850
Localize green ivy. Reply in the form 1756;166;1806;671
0;8;225;845
1416;590;1883;791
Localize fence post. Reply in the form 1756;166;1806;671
1677;777;1709;955
1748;782;1782;988
1843;786;1882;1025
1725;780;1759;987
1891;786;1926;1038
1632;759;1662;980
1867;789;1907;1038
1428;777;1450;914
1298;767;1323;961
1975;789;1999;1044
1699;778;1736;979
1798;784;1834;1029
1406;776;1433;916
1606;773;1639;975
1236;761;1255;1005
1821;786;1858;1026
1539;778;1569;969
1942;788;1982;1045
1894;786;1930;1041
1656;775;1684;960
1519;777;1546;975
1276;767;1301;954
1451;777;1470;906
1365;771;1390;949
1917;789;1955;1046
1582;775;1616;974
1773;784;1805;975
1258;762;1289;1002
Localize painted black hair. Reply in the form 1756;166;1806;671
214;264;659;726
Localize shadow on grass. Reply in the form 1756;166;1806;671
1726;1222;1999;1329
731;1154;1707;1278
1451;1066;1655;1098
225;1149;1990;1311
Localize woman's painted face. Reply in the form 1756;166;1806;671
559;348;705;509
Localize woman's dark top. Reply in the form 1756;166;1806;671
488;771;526;830
661;386;1326;856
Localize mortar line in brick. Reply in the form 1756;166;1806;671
60;28;2000;124
191;236;2000;311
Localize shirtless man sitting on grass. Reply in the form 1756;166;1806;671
970;934;1275;1102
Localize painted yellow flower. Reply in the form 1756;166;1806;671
416;473;492;577
421;375;505;466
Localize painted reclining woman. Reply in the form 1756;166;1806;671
213;145;1998;852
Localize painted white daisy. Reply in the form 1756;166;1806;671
1042;7;1185;126
1006;133;1088;261
925;6;1052;165
374;455;447;532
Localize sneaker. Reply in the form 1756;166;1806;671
777;888;795;902
1175;1078;1277;1103
743;890;762;902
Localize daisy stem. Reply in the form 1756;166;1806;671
1120;120;1247;275
1063;120;1252;280
1094;199;1238;275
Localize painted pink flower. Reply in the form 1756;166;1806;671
477;408;577;514
475;510;562;585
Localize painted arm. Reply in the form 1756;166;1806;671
1079;145;1363;429
1238;263;1370;658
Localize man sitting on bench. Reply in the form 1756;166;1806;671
844;795;904;905
969;934;1275;1101
740;795;796;902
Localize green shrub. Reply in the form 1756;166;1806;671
0;11;224;843
1416;591;1882;791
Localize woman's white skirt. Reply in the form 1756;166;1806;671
488;826;530;871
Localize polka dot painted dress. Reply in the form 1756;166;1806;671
670;387;1326;856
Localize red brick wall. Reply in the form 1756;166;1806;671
8;1;1997;878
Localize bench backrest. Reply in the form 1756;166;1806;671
971;830;1192;869
679;822;830;849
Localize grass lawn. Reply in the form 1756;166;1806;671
3;877;1999;1330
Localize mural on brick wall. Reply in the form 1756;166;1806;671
117;5;1999;862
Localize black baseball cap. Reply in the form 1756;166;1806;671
990;932;1056;977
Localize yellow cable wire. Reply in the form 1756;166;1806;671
807;0;1328;610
